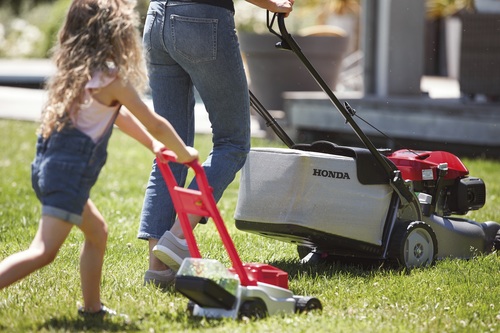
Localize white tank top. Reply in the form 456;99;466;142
71;71;120;142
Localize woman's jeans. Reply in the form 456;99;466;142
138;0;250;240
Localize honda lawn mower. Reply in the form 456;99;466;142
155;149;322;319
234;13;500;269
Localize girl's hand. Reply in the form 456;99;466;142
152;139;166;156
176;146;199;164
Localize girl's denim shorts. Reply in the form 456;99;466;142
31;128;110;225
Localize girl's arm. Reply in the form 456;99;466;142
114;108;165;154
106;79;198;163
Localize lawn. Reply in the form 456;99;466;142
0;119;499;332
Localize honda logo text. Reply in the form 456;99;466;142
312;168;350;179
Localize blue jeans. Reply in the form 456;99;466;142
138;0;251;240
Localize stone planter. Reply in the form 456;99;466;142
459;13;500;100
239;31;349;112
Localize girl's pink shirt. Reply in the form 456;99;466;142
71;71;120;142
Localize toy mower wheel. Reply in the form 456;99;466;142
295;296;323;314
238;299;268;320
389;221;437;269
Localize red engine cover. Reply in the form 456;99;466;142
387;150;469;181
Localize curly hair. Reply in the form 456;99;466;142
39;0;148;139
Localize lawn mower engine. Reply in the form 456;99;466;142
386;149;486;216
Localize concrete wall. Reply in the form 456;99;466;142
362;0;425;96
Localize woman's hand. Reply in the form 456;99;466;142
247;0;295;17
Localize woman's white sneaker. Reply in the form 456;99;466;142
152;231;190;272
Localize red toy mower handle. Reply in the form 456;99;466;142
157;148;177;162
157;148;208;185
157;148;201;171
155;148;256;286
155;148;204;260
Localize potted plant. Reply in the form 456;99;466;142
235;0;353;112
426;0;475;18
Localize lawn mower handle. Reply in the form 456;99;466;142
268;13;419;210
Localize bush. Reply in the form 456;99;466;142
0;0;69;58
0;0;149;59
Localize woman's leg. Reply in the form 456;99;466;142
139;1;195;274
179;5;251;196
77;199;108;312
0;215;72;289
163;4;251;232
151;4;250;270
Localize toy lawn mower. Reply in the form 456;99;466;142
155;149;322;319
234;13;500;269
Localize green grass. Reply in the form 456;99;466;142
0;119;499;332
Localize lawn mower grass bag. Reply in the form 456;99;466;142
234;146;395;253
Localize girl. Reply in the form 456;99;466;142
0;0;198;317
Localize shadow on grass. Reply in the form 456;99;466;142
39;315;140;332
136;307;233;330
267;255;403;281
38;303;258;330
